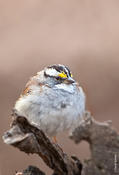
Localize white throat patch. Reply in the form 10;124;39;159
55;84;74;93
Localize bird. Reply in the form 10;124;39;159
14;64;85;142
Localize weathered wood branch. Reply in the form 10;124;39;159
15;165;46;175
70;111;119;175
2;114;82;175
2;111;119;175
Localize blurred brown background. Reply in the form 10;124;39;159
0;0;119;175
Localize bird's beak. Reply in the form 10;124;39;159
64;77;75;84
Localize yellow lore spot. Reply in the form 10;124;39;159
58;72;67;78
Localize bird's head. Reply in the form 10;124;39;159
43;64;75;85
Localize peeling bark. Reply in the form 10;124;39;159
2;111;119;175
3;114;82;175
70;111;119;175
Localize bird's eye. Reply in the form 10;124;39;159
58;72;67;78
55;76;60;80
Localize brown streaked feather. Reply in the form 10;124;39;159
25;77;38;87
22;87;31;96
21;77;47;96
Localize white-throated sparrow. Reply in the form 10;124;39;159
14;64;85;141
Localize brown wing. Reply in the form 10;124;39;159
21;76;46;96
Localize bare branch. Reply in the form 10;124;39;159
3;111;119;175
3;114;82;175
70;111;119;175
